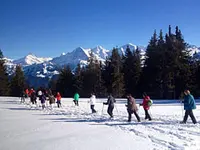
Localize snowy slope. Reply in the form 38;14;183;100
188;45;200;56
23;62;59;78
119;43;138;55
51;47;91;67
188;45;200;60
0;97;200;150
13;54;52;66
3;57;16;75
91;45;110;59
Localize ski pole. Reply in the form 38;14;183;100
101;104;104;116
180;100;184;118
138;104;140;116
87;100;90;113
115;103;119;115
149;107;152;117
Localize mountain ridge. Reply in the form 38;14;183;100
4;43;200;88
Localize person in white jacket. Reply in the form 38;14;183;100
89;93;97;113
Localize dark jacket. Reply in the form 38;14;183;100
183;94;196;110
41;95;46;104
48;95;55;104
127;96;138;113
104;95;116;107
30;91;37;101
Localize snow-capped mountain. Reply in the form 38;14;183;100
13;53;52;66
188;45;200;56
91;46;110;60
3;58;16;75
4;43;199;88
51;47;91;67
119;43;138;55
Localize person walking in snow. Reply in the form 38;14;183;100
73;92;79;106
180;90;197;124
88;93;97;113
140;93;152;121
47;89;55;109
20;91;26;103
103;94;116;118
25;89;29;98
38;90;42;100
30;89;37;104
126;94;140;122
56;92;62;108
40;92;46;109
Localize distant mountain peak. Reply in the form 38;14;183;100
4;42;200;88
74;47;84;51
26;53;36;56
94;45;103;49
61;52;66;56
13;53;52;66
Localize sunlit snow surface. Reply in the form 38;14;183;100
0;97;200;150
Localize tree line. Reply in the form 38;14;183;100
1;25;200;99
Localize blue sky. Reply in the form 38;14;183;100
0;0;200;59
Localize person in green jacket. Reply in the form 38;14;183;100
180;90;197;124
73;93;80;106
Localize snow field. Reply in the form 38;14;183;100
0;97;200;150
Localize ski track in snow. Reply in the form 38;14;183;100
2;98;200;150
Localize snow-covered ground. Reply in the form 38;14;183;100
0;97;200;150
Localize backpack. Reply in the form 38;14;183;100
148;99;153;106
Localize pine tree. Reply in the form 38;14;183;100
132;46;142;96
102;57;112;94
110;47;125;97
94;61;106;97
56;65;74;97
81;51;105;97
141;26;194;98
140;30;161;98
123;46;133;94
73;63;83;95
123;46;141;96
10;65;26;96
48;77;57;95
173;26;192;98
0;50;10;96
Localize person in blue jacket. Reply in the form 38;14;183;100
180;90;197;124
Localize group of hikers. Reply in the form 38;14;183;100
21;88;198;124
21;88;80;109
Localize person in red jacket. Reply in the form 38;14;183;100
25;89;29;98
28;88;34;97
56;92;62;108
140;92;152;121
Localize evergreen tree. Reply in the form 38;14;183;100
173;26;192;98
132;47;142;96
56;65;74;97
123;46;141;96
94;60;106;97
73;63;83;95
141;26;194;99
10;65;26;96
123;46;133;94
140;30;161;98
0;50;10;96
81;51;106;97
102;57;112;94
110;47;125;97
48;78;57;95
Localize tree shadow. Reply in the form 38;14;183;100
0;100;19;104
8;107;31;111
